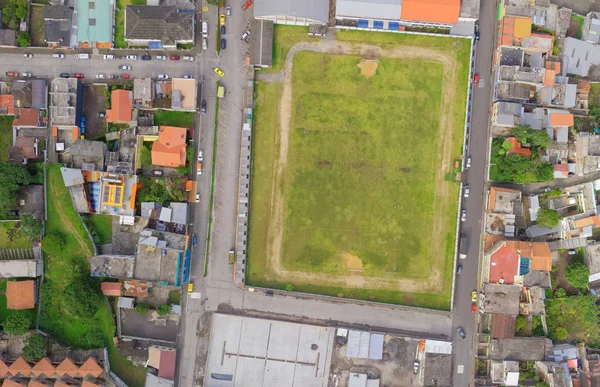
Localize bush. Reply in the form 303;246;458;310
489;138;553;183
64;277;101;318
536;208;560;228
19;215;42;239
546;295;600;343
510;125;551;148
554;288;567;298
135;303;149;314
156;304;170;316
515;315;526;333
565;262;590;290
22;334;45;361
17;31;30;47
83;329;105;348
554;327;568;341
2;0;28;29
42;233;65;256
285;284;294;291
3;312;31;335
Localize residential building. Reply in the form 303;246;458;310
9;137;41;164
481;284;520;315
491;361;519;386
490;314;516;339
0;259;41;278
0;94;16;115
43;5;73;47
106;89;133;124
125;6;194;49
151;126;187;167
0;30;17;47
171;78;197;111
400;0;460;26
249;19;274;68
13;108;45;129
535;361;568;387
100;282;122;296
133;78;153;108
49;78;83;129
147;346;176;382
506;137;531;157
6;280;36;310
488;337;552;361
483;240;551;284
492;101;522;127
582;11;600;44
12;80;48;109
76;0;113;48
499;16;532;47
254;0;329;25
563;37;600;77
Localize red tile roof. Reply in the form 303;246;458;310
2;379;27;387
79;358;103;378
488;244;519;284
13;108;40;127
401;0;459;24
151;126;187;167
55;358;78;378
0;94;16;115
489;187;520;213
31;358;55;378
549;113;574;127
506;137;532;157
106;90;132;123
158;350;176;381
574;215;600;229
546;61;561;73
123;280;149;297
6;280;35;310
100;282;122;297
9;357;31;377
0;359;10;377
490;314;516;339
489;241;552;276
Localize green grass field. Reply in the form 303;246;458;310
153;110;194;127
247;31;470;310
89;214;113;245
0;222;33;249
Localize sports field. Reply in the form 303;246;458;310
247;30;470;310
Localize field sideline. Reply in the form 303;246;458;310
247;29;470;310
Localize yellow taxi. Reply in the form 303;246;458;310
220;14;226;26
213;67;225;77
471;291;477;303
188;282;194;294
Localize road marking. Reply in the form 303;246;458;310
457;364;464;374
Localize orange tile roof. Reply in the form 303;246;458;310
151;126;187;167
500;16;532;46
79;358;103;378
507;137;531;157
6;280;35;310
100;282;122;297
71;126;80;141
544;69;555;86
28;379;52;387
505;241;552;271
574;215;600;229
489;187;520;212
514;17;533;38
106;90;132;123
9;357;32;377
3;379;27;387
51;126;58;137
31;358;55;378
82;381;101;387
0;94;16;115
123;280;149;297
549;113;574;127
55;358;78;378
400;0;459;24
13;108;40;127
0;359;10;377
546;61;561;73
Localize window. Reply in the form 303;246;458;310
89;1;95;8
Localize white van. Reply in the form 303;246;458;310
202;38;207;50
76;53;90;59
202;21;208;37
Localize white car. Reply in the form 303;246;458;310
157;74;169;79
23;53;33;58
103;54;115;60
119;65;132;70
202;38;208;50
95;74;106;79
52;53;65;59
461;210;467;222
183;74;193;79
226;5;231;15
155;55;167;60
198;150;203;162
126;55;137;60
196;193;200;202
21;72;32;77
464;185;470;198
183;56;195;61
466;157;472;169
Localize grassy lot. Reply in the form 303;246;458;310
0;116;13;161
266;25;320;73
590;83;600;109
41;166;146;387
572;15;585;40
114;0;146;48
29;5;46;47
0;222;32;248
247;33;469;309
153;110;195;127
90;214;113;245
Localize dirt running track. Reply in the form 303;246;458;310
260;40;461;295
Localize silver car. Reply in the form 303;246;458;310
126;55;137;60
461;210;467;222
119;65;132;70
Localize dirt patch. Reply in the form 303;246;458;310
341;252;364;272
358;59;379;78
318;160;332;168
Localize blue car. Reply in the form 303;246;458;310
192;234;197;247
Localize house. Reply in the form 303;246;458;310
481;284;520;315
488;187;522;215
506;137;532;157
43;5;73;47
563;37;600;77
254;0;329;25
49;78;83;129
171;78;197;111
0;259;41;278
151;126;187;167
489;337;552;361
12;80;48;109
499;16;532;47
535;361;567;387
582;11;600;44
492;101;522;127
147;346;176;381
8;137;41;164
0;94;16;115
76;0;113;48
553;164;569;179
0;30;17;47
68;140;106;170
400;0;460;26
13;108;44;129
106;90;133;124
133;78;153;108
123;280;149;297
491;361;519;386
490;314;516;339
6;280;36;310
125;6;194;49
100;282;122;296
484;240;552;284
249;19;274;68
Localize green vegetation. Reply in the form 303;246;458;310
17;31;30;47
590;83;600;108
19;215;42;239
0;116;14;160
135;303;149;314
515;315;526;333
0;162;32;211
1;0;27;29
0;279;36;329
89;214;113;245
545;294;599;343
114;0;147;48
156;304;170;316
572;15;584;40
41;166;146;387
267;25;320;73
136;176;187;207
28;6;45;46
168;290;181;305
248;32;470;309
510;125;551;148
153;110;194;127
3;312;31;335
536;208;560;228
490;137;553;183
0;222;33;248
139;142;153;166
565;262;590;291
22;334;45;361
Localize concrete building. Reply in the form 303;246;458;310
171;78;196;111
49;78;83;129
125;6;194;49
254;0;329;25
563;37;600;77
43;5;73;47
492;101;522;127
76;0;113;48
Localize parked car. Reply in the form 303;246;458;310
220;13;225;26
155;55;167;60
97;112;106;118
21;72;32;77
457;265;462;274
120;73;131;79
413;361;419;374
96;74;106;79
103;54;115;60
471;303;477;313
76;53;90;59
242;0;252;9
183;74;193;79
141;54;151;60
466;157;471;169
198;150;203;162
461;210;467;222
119;65;132;70
202;38;208;50
456;326;466;339
474;25;480;41
201;100;207;114
192;234;197;247
5;71;17;77
473;73;479;85
221;25;226;35
126;55;137;60
213;67;225;77
183;56;194;61
72;73;84;78
197;162;202;175
568;250;578;255
226;5;231;15
266;290;274;297
187;282;194;293
59;72;70;78
241;30;251;41
157;74;169;79
108;74;119;79
170;55;181;61
52;53;65;59
471;291;477;302
196;193;200;201
23;53;33;58
220;39;226;49
463;185;470;198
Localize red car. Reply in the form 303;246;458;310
473;73;479;86
120;73;130;79
471;303;477;313
5;72;18;77
72;73;84;78
170;55;180;61
242;0;252;9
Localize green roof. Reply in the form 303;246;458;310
77;0;113;43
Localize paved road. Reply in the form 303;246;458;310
451;0;497;385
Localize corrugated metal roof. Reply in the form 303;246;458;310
335;0;401;21
347;330;361;358
348;373;367;387
254;0;329;23
425;339;452;354
368;334;383;360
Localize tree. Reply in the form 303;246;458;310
285;284;294;291
156;304;170;316
17;31;30;47
19;215;41;239
565;262;590;290
554;287;567;298
510;125;551;149
536;208;560;228
554;327;568;341
176;166;189;176
515;315;526;333
82;330;105;348
135;303;149;314
3;312;31;335
22;334;45;361
42;233;65;256
1;0;27;29
546;295;600;343
64;277;100;318
0;162;30;210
